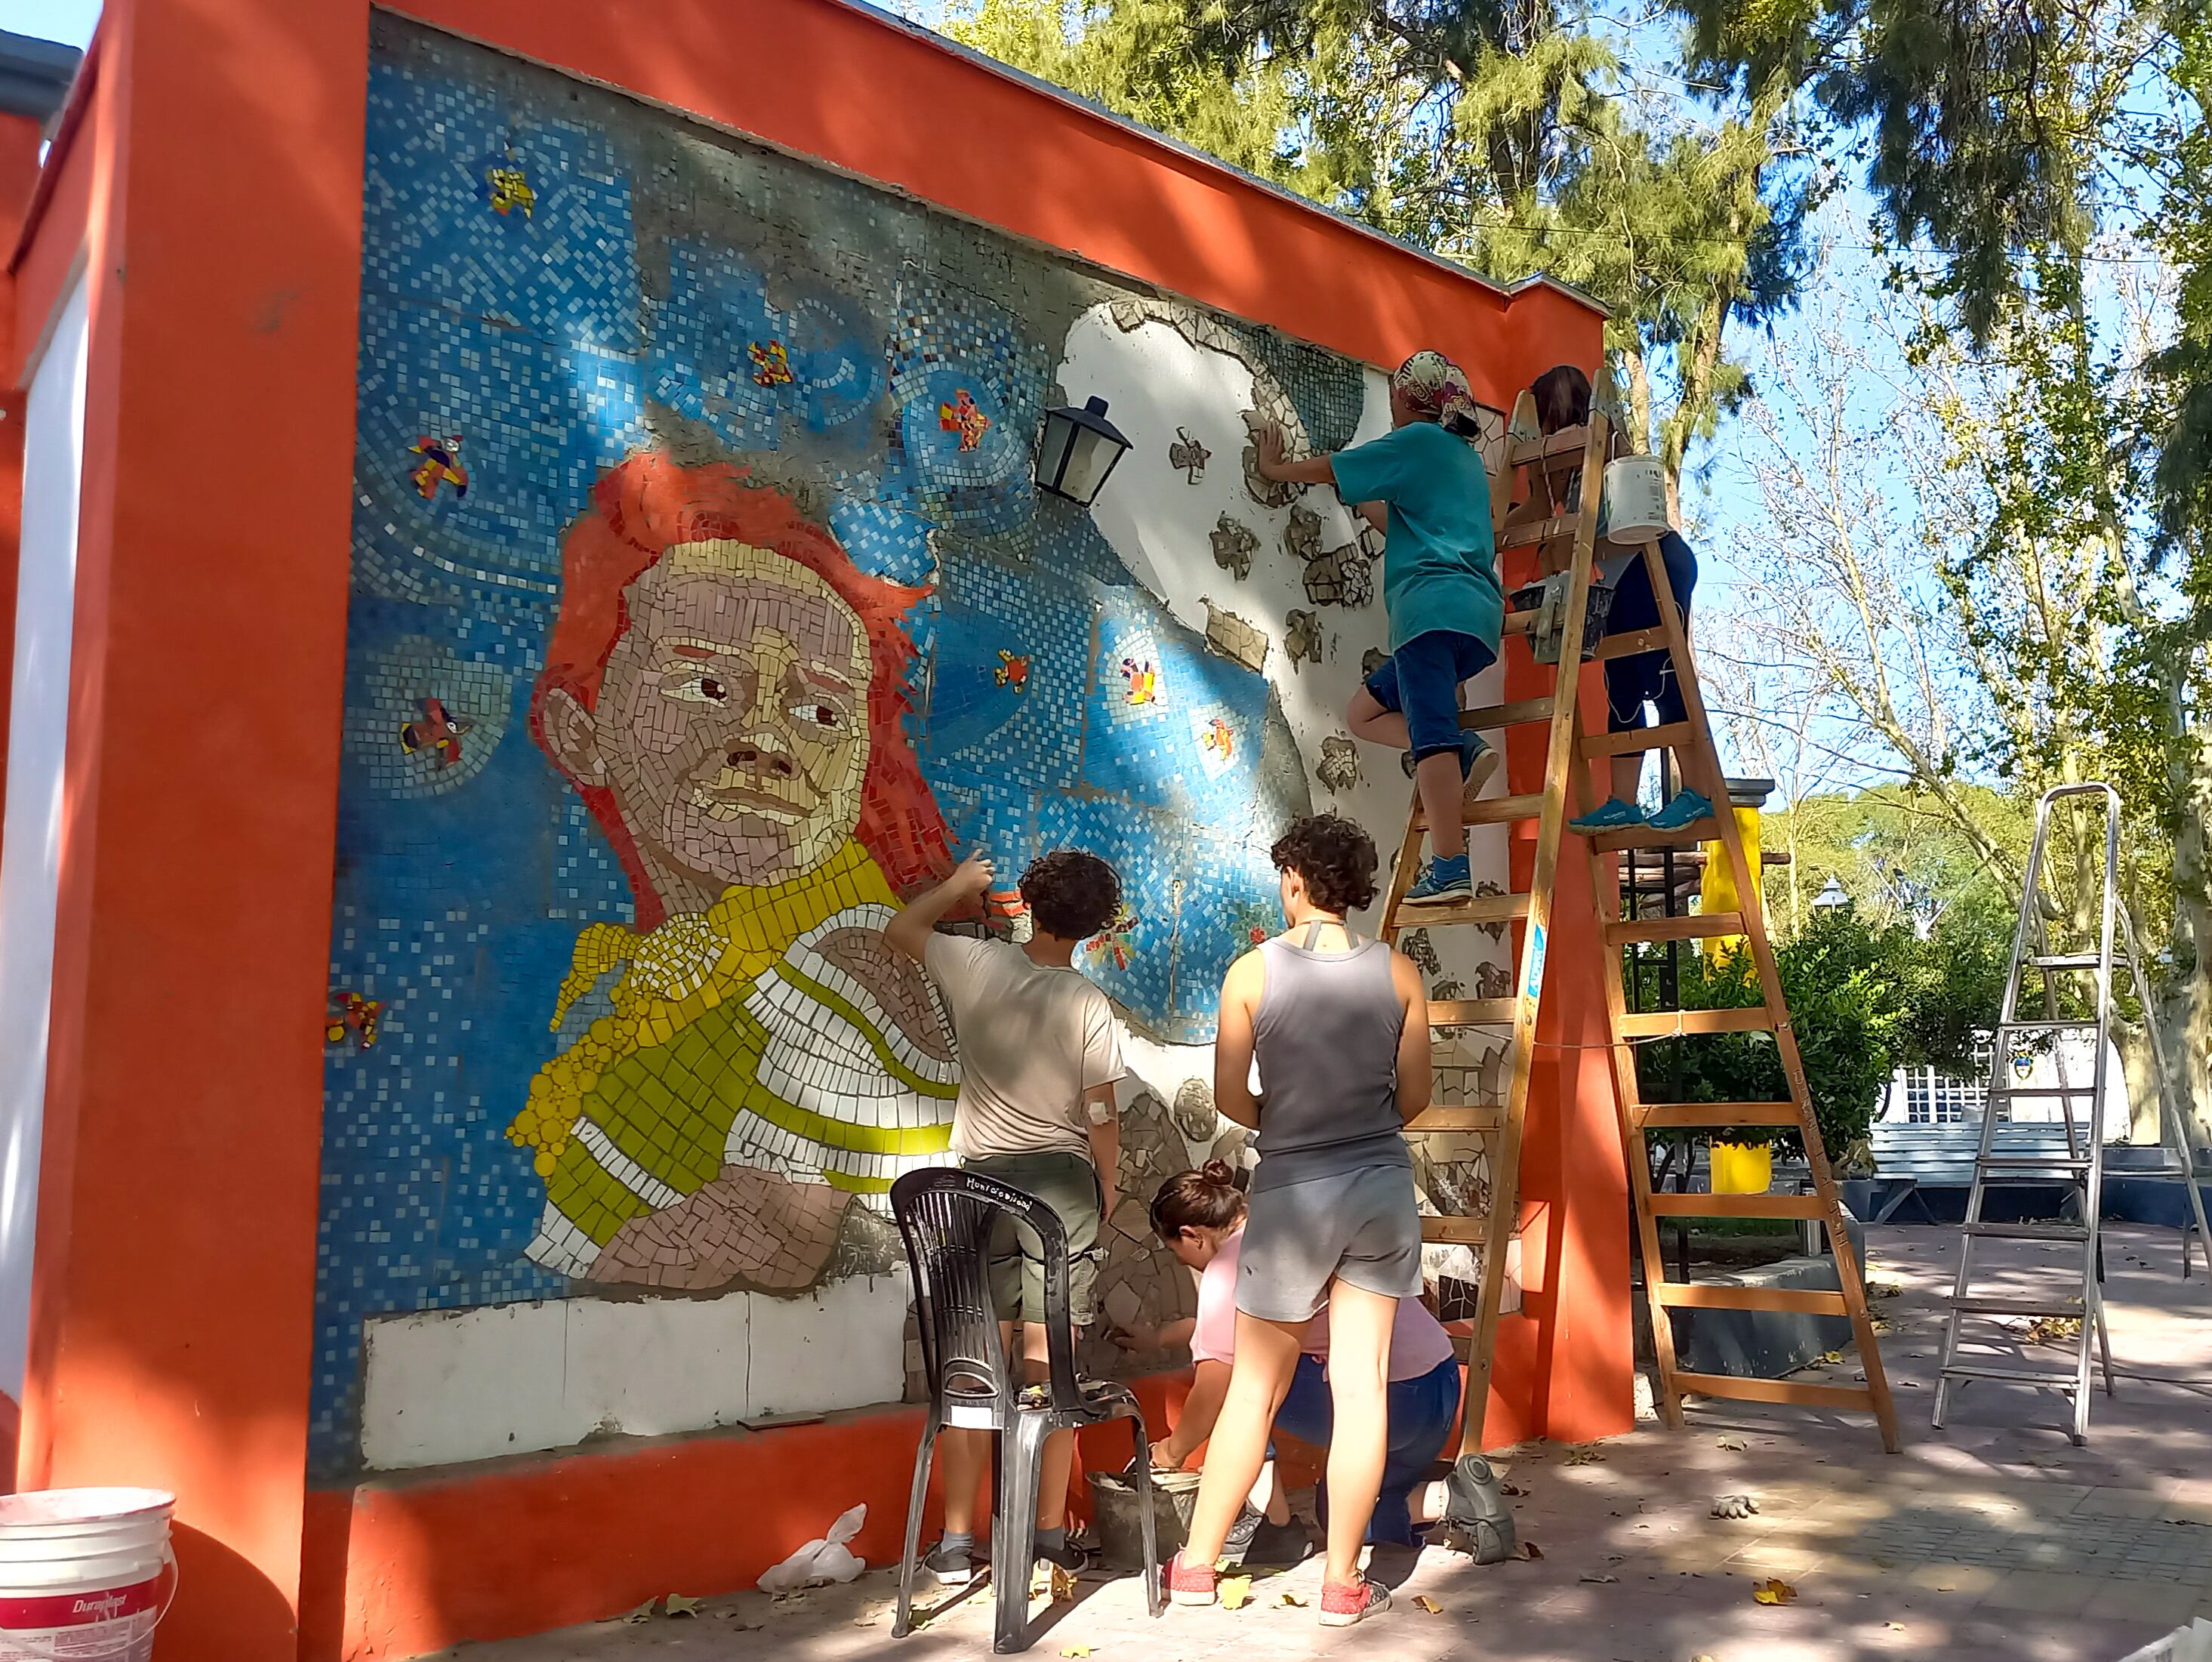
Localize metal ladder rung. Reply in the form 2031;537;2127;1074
1990;1084;2098;1095
1947;1295;2085;1317
2027;954;2103;969
1998;1018;2103;1033
1961;1221;2090;1241
1976;1155;2093;1170
1938;1362;2084;1391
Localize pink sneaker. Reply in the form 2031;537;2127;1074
1319;1576;1391;1627
1166;1551;1217;1606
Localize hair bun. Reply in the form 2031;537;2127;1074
1198;1158;1236;1186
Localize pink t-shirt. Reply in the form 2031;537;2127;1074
1188;1228;1456;1381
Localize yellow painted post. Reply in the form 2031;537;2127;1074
1700;779;1773;963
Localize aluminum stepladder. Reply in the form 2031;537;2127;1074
1379;397;1899;1453
1932;783;2212;1443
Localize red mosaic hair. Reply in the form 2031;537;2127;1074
531;450;952;928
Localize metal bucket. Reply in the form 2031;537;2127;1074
1085;1468;1197;1571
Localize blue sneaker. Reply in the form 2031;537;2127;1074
1404;853;1474;905
1647;788;1716;832
1569;797;1648;834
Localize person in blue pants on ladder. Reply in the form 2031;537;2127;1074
1256;350;1505;906
1517;364;1708;834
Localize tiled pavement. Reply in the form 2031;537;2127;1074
436;1223;2212;1661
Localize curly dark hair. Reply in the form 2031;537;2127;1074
1532;363;1592;435
1268;812;1379;915
1020;848;1123;942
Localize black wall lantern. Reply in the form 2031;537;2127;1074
1034;396;1131;506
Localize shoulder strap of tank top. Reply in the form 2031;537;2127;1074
1299;920;1363;951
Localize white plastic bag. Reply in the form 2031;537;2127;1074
756;1503;868;1593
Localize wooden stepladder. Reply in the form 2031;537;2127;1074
1379;399;1901;1455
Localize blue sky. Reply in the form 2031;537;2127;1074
4;1;97;48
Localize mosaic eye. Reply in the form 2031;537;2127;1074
662;668;732;705
790;697;846;732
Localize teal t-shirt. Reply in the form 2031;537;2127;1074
1329;419;1501;654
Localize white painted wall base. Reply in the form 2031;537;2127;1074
359;1272;910;1471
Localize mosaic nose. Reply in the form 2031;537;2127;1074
726;738;796;779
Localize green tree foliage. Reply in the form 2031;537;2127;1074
1637;904;2007;1170
939;0;1819;515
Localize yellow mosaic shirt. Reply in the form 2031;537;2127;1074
509;840;960;1276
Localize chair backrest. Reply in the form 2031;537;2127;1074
889;1167;1085;1426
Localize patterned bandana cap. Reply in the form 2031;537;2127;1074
1392;350;1483;438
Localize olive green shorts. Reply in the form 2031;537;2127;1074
961;1150;1104;1328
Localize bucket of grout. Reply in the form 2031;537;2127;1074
1086;1467;1198;1571
0;1489;175;1661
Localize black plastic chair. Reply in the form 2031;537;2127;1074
889;1167;1163;1652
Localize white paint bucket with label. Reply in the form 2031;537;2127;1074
0;1489;174;1661
1595;454;1670;542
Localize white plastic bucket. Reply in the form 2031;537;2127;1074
0;1490;175;1661
1595;454;1670;541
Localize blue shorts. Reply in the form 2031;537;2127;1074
1363;630;1497;763
1274;1353;1462;1546
1603;532;1696;734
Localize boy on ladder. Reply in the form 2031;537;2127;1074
1257;350;1505;905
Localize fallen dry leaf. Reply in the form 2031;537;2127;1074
1061;1648;1094;1657
1413;1595;1443;1614
1717;1435;1748;1451
1886;1621;1906;1630
1580;1572;1619;1583
1218;1574;1253;1611
1277;1591;1307;1608
1501;1480;1530;1497
621;1600;656;1625
1516;1540;1545;1561
664;1593;702;1619
1752;1577;1797;1606
1818;1349;1844;1364
1564;1446;1605;1466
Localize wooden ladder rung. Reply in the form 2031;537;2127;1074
1674;1372;1876;1411
1427;998;1516;1025
1594;627;1669;661
1582;721;1694;758
1647;1193;1827;1220
1607;911;1742;945
1407;1106;1504;1133
1507;428;1592;470
1586;819;1721;853
1422;1215;1492;1245
1399;891;1532;927
1499;515;1576;551
1411;793;1545;833
1618;1006;1776;1038
1459;697;1555;732
1637;1101;1801;1129
1653;1284;1850;1315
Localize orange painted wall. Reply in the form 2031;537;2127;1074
6;1;1611;1657
10;5;367;1660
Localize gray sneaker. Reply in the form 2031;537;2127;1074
917;1539;975;1586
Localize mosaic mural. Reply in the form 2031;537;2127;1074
316;18;1513;1473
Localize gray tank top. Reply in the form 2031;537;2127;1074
1249;924;1411;1192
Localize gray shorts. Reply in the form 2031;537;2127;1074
1236;1162;1423;1323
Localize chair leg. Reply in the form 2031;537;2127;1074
993;1415;1046;1654
894;1416;941;1640
1124;1409;1163;1617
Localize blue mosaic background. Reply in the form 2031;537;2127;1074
315;20;1346;1472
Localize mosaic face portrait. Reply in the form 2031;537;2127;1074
541;538;871;904
504;450;960;1297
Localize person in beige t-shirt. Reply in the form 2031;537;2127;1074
883;846;1127;1581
